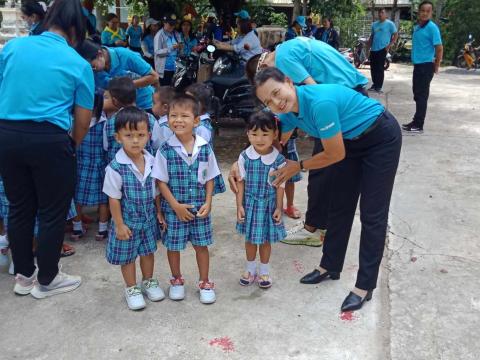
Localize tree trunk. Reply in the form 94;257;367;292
302;0;308;16
293;0;301;20
435;0;445;21
391;0;398;20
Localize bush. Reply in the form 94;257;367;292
269;12;288;27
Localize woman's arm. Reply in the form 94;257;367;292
72;105;93;145
132;69;159;88
154;33;171;58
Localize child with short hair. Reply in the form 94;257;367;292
236;111;287;288
103;77;156;163
151;86;176;150
152;94;225;304
103;106;164;311
71;91;110;241
185;83;214;145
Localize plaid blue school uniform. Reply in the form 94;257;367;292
286;138;302;183
158;139;225;251
75;120;108;206
106;158;158;265
196;114;214;146
236;147;287;244
104;112;156;163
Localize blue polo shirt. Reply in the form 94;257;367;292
412;20;442;64
278;85;384;140
126;25;143;48
0;32;94;131
371;20;397;51
143;34;154;55
275;37;368;88
94;47;154;110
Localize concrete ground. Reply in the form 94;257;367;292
0;64;479;360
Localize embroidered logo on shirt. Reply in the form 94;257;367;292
321;122;335;131
202;168;207;180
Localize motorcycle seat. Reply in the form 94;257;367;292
209;75;250;88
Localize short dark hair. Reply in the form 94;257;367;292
114;106;149;133
106;13;119;22
155;86;176;106
322;17;334;28
21;0;46;19
108;77;136;107
185;83;213;113
378;8;387;13
418;1;434;10
247;110;278;132
169;94;200;117
43;0;86;45
76;38;101;61
246;53;262;84
238;18;252;35
254;67;286;93
93;90;104;121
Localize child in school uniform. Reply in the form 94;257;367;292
152;94;225;304
151;86;176;151
103;77;156;164
103;106;164;311
185;83;215;145
72;91;110;241
236;111;287;288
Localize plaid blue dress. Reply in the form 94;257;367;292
104;112;156;163
196;116;214;146
159;141;225;251
286;138;302;183
236;149;287;245
75;121;108;206
106;159;158;265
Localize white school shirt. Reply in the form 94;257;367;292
91;112;107;128
103;148;158;199
152;134;221;184
238;146;286;188
196;113;212;143
151;115;173;151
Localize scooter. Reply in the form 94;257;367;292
353;36;391;70
456;34;480;70
339;47;354;64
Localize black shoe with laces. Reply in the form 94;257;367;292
402;121;415;130
403;124;424;134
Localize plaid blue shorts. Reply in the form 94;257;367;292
162;211;213;251
286;139;302;183
106;221;158;265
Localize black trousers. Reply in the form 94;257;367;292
0;120;76;285
412;62;434;129
160;70;175;86
370;48;387;90
320;111;402;290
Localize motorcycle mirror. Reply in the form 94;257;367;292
207;45;216;53
468;34;473;40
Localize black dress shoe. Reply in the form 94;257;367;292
300;269;340;284
340;290;373;312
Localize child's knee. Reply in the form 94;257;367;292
193;245;209;254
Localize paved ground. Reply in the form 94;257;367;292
0;64;479;360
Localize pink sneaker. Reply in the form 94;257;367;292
14;271;37;295
239;272;257;286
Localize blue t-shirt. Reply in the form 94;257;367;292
94;47;154;110
0;32;94;131
371;20;397;51
181;33;198;57
143;34;154;55
126;25;142;48
275;37;368;88
412;20;442;64
278;85;384;140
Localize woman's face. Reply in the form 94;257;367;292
255;78;297;114
164;22;175;32
322;19;330;28
90;51;106;72
132;16;139;26
21;13;39;28
151;24;159;34
181;22;191;35
108;17;119;30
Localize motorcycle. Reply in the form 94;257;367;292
339;47;354;64
456;34;480;70
353;36;391;70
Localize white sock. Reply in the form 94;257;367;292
259;262;270;276
246;260;256;275
72;221;83;231
99;221;108;232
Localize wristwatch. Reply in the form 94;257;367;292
299;160;307;172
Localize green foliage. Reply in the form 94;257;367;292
125;0;149;17
332;1;366;48
442;0;480;62
310;0;362;18
269;12;288;27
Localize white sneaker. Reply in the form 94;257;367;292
124;285;146;311
30;268;81;299
199;280;216;304
141;278;165;302
169;277;185;301
280;222;324;247
14;270;37;295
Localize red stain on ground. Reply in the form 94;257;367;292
411;256;417;262
209;337;235;353
340;311;357;322
293;260;305;273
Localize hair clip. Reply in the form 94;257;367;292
256;52;268;74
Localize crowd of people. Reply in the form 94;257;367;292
0;0;443;312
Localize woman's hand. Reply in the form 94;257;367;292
197;202;212;218
116;223;132;240
173;203;196;222
237;206;245;223
228;162;241;193
272;208;282;224
271;160;301;188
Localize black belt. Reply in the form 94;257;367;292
347;112;385;141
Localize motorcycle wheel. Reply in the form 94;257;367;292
354;59;361;68
456;57;467;68
384;60;390;70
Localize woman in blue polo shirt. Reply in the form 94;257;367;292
254;67;402;312
0;0;94;298
126;15;143;54
79;40;159;112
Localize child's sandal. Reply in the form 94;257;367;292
239;272;256;286
257;274;273;289
284;206;301;219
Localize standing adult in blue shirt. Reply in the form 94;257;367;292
179;19;198;57
82;0;97;36
101;13;127;48
126;15;143;54
141;18;160;67
403;1;443;134
254;67;402;312
242;37;369;247
285;16;307;41
154;14;182;86
368;8;398;92
79;40;159;112
0;0;94;299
